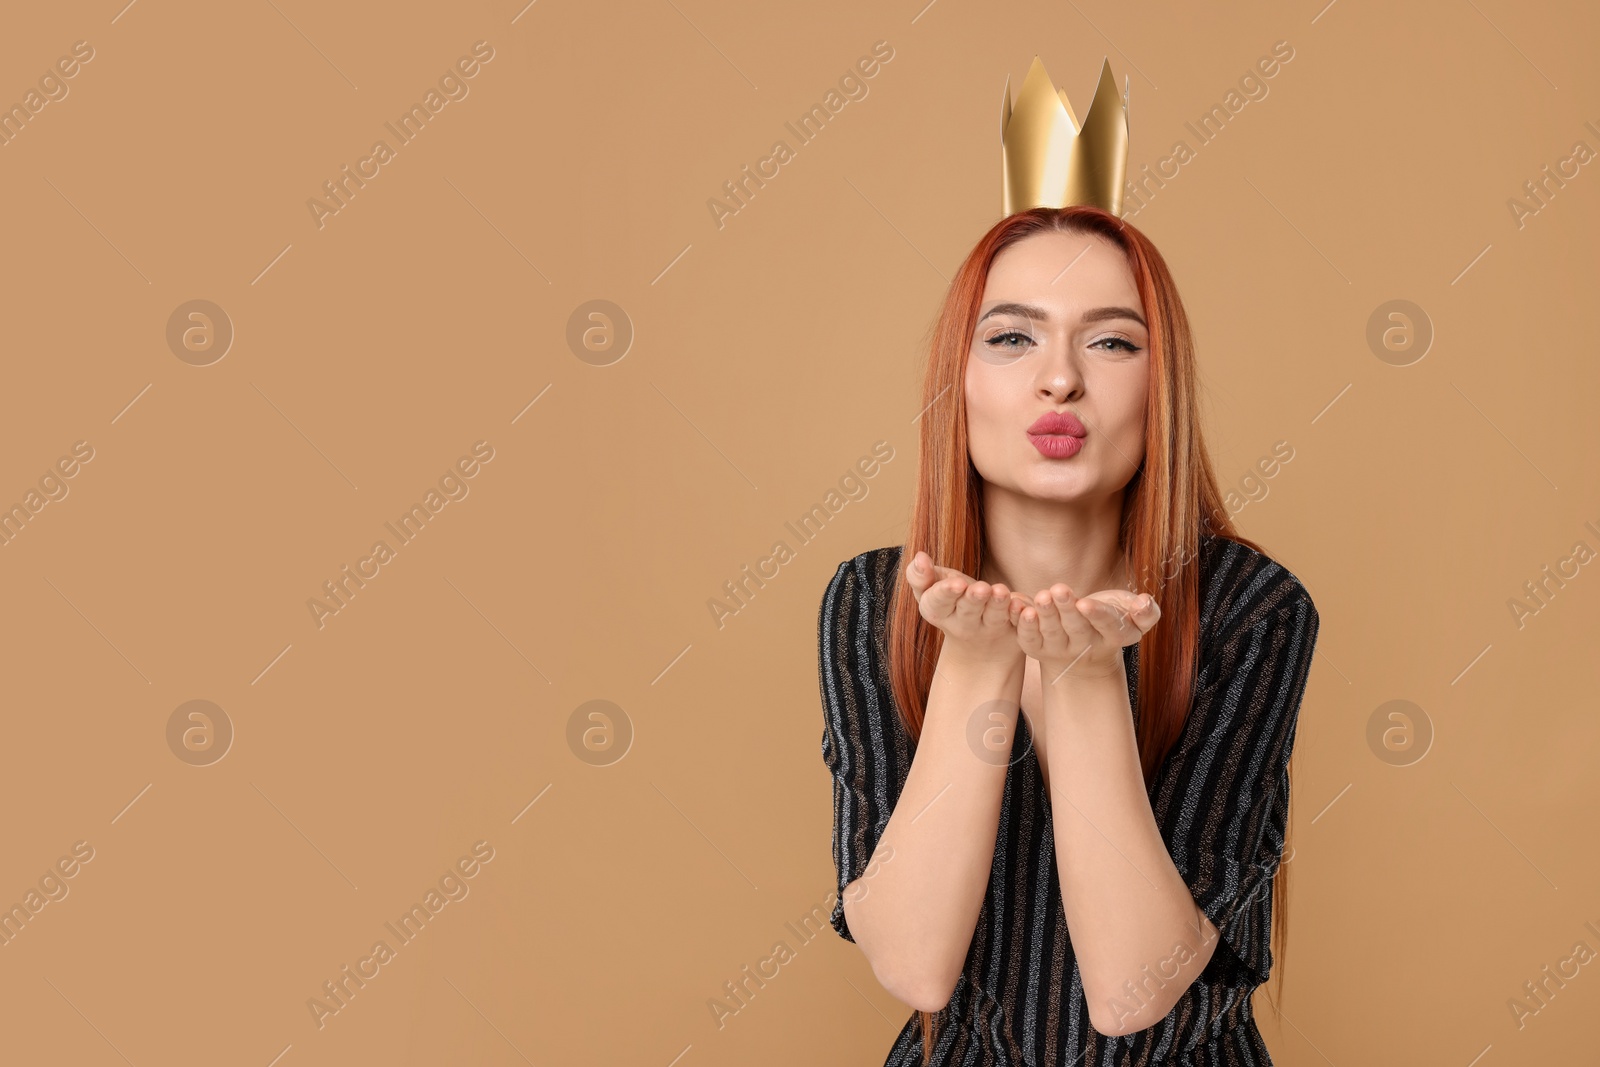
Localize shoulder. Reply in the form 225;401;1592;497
817;548;906;702
818;546;905;661
822;545;905;609
1196;534;1318;652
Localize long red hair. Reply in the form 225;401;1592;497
885;206;1291;1058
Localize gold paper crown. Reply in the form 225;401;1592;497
1001;55;1131;217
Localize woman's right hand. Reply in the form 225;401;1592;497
904;550;1025;669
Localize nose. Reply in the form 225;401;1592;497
1034;343;1084;404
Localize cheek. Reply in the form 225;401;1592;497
962;372;1013;475
962;366;984;426
1101;369;1149;454
1126;397;1149;439
1121;366;1150;427
963;369;1008;446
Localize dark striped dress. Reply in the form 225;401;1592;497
817;535;1320;1066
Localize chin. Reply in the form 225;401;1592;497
1015;471;1094;501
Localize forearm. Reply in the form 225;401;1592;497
1044;663;1216;1035
845;649;1024;1011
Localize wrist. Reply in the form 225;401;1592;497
1038;651;1127;692
935;642;1025;685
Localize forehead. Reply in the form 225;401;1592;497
980;231;1141;315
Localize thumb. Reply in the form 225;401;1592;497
906;551;930;591
1129;592;1160;632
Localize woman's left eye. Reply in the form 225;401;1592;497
1093;336;1139;353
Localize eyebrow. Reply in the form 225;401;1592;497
976;302;1147;329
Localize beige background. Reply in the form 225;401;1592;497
1;0;1596;1063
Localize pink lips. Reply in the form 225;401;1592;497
1026;410;1086;458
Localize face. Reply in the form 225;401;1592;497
963;230;1150;505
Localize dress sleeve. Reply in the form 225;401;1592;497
1151;591;1319;987
818;556;914;943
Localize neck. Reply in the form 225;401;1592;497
975;482;1128;598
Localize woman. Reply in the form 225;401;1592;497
817;204;1320;1065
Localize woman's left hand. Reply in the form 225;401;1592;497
1011;586;1161;684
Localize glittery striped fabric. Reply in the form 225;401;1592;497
817;535;1320;1066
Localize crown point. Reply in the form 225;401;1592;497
999;53;1131;218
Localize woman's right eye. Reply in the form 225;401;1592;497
983;330;1033;352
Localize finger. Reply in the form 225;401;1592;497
906;551;965;593
951;580;992;625
905;551;936;597
920;575;969;621
972;585;998;627
925;559;974;583
1014;601;1042;654
1021;593;1055;633
1097;589;1146;619
1075;595;1135;643
1087;591;1154;632
1035;586;1075;643
1081;592;1159;642
980;583;1016;629
907;552;984;601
